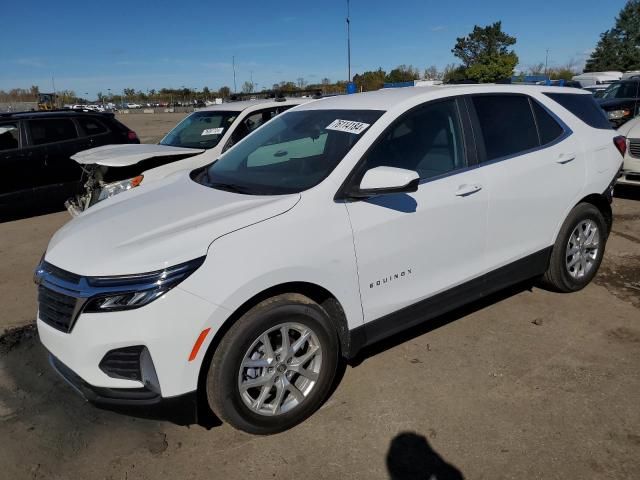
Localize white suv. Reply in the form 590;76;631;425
35;85;624;434
617;115;640;186
67;98;311;214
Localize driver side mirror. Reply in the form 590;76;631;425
348;166;420;198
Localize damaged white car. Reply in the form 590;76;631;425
66;97;313;215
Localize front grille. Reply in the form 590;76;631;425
39;262;82;284
38;286;78;332
99;346;144;381
630;139;640;159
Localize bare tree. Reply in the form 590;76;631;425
424;65;442;80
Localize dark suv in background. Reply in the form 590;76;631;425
597;79;640;127
0;110;139;221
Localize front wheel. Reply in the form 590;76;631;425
206;294;339;434
540;202;608;292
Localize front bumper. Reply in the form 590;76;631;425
37;284;229;399
49;353;161;405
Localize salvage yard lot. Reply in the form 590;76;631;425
0;113;638;478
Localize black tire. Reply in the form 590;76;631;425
540;202;608;293
206;293;339;435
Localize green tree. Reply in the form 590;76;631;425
451;21;518;82
385;65;420;83
353;68;387;91
585;0;640;72
218;86;231;98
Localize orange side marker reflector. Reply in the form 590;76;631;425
189;328;211;362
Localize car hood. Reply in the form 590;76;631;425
617;115;640;135
71;144;205;167
45;172;300;276
597;98;635;109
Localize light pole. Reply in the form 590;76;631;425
346;0;351;82
545;48;549;77
232;56;237;93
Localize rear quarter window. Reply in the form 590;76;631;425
531;100;565;145
544;93;612;130
77;117;108;136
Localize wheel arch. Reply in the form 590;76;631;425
576;193;613;234
196;281;351;404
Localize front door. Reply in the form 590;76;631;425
344;98;488;329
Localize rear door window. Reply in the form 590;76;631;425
0;122;20;150
544;93;612;130
28;118;78;145
77;117;108;136
472;95;539;161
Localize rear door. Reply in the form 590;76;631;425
27;117;84;188
467;93;583;269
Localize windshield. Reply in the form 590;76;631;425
159;111;237;149
602;82;639;99
200;109;384;195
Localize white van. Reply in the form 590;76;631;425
572;71;622;88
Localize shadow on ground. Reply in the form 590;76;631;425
387;432;464;480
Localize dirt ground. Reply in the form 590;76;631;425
116;112;189;144
0;116;638;478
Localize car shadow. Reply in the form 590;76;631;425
349;280;535;367
387;432;465;480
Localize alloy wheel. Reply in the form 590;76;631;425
565;220;600;279
237;322;323;416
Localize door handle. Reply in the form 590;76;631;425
455;184;483;197
556;152;576;164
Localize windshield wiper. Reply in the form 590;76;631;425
210;182;249;194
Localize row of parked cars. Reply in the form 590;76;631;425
3;80;638;221
1;82;632;434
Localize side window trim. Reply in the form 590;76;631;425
335;96;473;200
465;93;573;167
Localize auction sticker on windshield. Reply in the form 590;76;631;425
202;127;225;136
326;119;370;135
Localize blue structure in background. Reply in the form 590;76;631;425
383;81;416;89
346;82;357;94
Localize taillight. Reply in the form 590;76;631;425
613;136;627;157
127;130;139;142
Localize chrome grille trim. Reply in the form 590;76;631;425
629;138;640;159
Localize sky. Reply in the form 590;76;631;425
0;0;627;99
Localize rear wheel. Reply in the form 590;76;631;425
206;294;339;434
540;202;608;292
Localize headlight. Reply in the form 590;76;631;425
607;109;631;120
97;175;144;202
83;256;205;312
